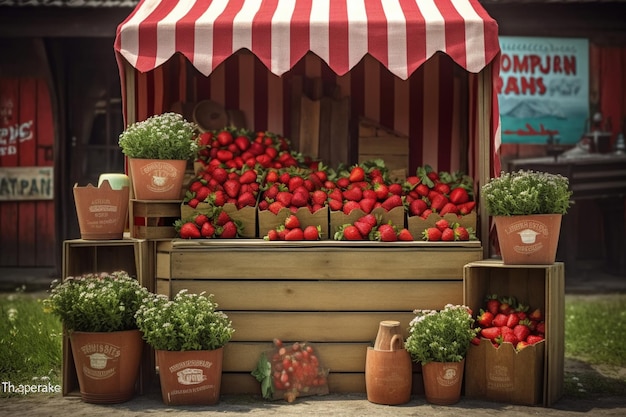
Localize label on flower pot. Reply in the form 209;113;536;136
79;342;121;380
494;214;562;264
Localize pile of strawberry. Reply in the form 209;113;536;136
473;294;546;351
405;165;476;220
258;167;329;215
186;165;261;210
252;338;328;402
328;162;404;215
422;218;476;241
264;214;322;241
174;208;242;239
333;213;413;241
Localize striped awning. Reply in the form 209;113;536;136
114;0;500;80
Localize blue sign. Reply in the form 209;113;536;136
498;37;589;145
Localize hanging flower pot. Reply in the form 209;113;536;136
69;329;143;404
421;359;465;405
156;348;224;406
494;214;562;264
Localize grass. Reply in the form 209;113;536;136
1;289;625;401
563;294;626;399
0;288;62;398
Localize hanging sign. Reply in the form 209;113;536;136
0;166;53;201
498;37;589;145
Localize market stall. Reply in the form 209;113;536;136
111;0;507;396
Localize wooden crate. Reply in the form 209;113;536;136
463;260;565;407
155;239;483;394
62;237;157;397
130;199;181;239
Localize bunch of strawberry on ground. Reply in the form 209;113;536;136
328;160;404;215
258;166;329;215
264;214;322;241
422;218;477;242
334;213;413;241
174;207;242;239
185;128;305;210
404;165;476;220
473;294;546;351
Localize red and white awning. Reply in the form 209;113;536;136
115;0;500;80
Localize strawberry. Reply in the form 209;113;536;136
335;224;363;241
291;190;309;207
373;183;389;200
284;214;300;229
516;341;529;351
234;135;250;152
529;308;543;321
237;191;257;208
429;193;448;212
381;195;403;211
311;190;327;206
275;191;293;207
187;198;200;209
197;131;213;147
343;186;363;202
471;337;482;346
435;219;450;232
513;323;531;342
476;310;494;328
353;220;373;237
285;227;304;241
485;295;500;315
388;183;403;196
239;169;258;184
359;214;378;228
420;209;433;220
265;229;280;241
200;222;216;238
348;166;365;183
194;214;210;227
526;335;544;345
195;186;211;202
211;190;226;207
415;183;429;197
359;198;376;214
480;327;501;341
457;201;476;215
219;221;238;238
422;227;442;241
179;222;201;239
408;199;428;216
499;296;516;314
377;224;397;242
216;130;234;146
449;187;470;204
434;182;450;195
441;228;455;241
535;322;546;335
453;225;470;241
343;201;361;215
212;167;229;184
506;313;520;328
492;313;508;327
501;332;520;346
328;188;343;202
215;210;231;226
397;228;414;241
439;203;458;216
216;149;234;163
328;199;343;211
268;201;285;215
303;225;321;241
223;179;241;199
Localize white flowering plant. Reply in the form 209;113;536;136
481;170;573;216
118;112;198;160
135;290;234;351
43;271;150;332
405;304;479;365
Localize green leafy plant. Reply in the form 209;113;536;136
481;170;573;216
42;271;149;332
405;304;479;365
118;112;198;160
135;289;234;351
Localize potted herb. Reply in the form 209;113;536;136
481;170;573;264
405;304;478;405
135;289;234;405
118;112;198;200
43;271;150;404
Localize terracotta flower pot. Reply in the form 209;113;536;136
128;158;187;200
72;180;129;240
156;348;224;406
494;214;562;265
365;335;412;405
421;359;465;405
69;329;143;404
